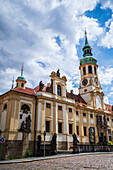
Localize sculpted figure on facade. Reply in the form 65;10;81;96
57;69;60;77
39;81;44;91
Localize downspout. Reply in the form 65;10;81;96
34;90;37;156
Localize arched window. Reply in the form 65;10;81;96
3;104;7;110
88;65;92;74
21;104;30;113
94;66;97;74
21;83;24;87
83;67;86;75
57;85;61;96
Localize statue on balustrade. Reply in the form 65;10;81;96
72;133;79;153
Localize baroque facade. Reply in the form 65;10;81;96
0;32;113;159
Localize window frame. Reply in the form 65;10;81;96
69;108;72;112
83;66;86;75
83;126;87;136
57;85;61;96
88;65;92;74
58;122;62;133
76;125;79;135
83;113;86;117
46;103;51;108
46;121;50;133
76;111;79;115
58;105;62;111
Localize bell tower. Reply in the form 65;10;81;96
16;64;27;89
79;31;104;109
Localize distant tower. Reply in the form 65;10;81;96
11;77;14;90
16;64;27;89
79;31;104;109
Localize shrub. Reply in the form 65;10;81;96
108;141;113;145
26;148;31;157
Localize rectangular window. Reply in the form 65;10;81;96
108;129;111;135
58;122;62;133
69;108;72;112
46;103;51;108
76;111;79;115
76;126;79;135
58;106;62;111
107;117;109;121
112;119;113;122
46;121;50;132
83;127;87;136
83;113;86;117
69;124;72;134
90;114;93;118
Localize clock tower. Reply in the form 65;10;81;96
79;31;104;109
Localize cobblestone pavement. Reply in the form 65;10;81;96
1;154;113;170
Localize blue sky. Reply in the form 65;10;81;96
0;0;113;105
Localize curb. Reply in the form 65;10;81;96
0;152;113;164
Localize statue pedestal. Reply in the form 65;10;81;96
22;132;29;157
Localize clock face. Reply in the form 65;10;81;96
95;78;98;86
82;79;88;86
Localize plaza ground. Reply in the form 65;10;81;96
0;153;113;170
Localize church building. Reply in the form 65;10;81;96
0;32;113;159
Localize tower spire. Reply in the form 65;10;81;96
85;30;89;45
82;30;92;57
21;63;23;77
11;77;14;90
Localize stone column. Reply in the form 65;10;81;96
87;111;90;143
41;101;45;140
22;132;29;157
80;110;83;143
53;102;56;133
66;106;69;150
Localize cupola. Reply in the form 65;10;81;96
16;64;27;89
80;31;97;66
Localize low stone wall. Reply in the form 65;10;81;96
1;140;34;160
75;144;113;153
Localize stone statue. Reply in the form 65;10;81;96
39;81;44;91
72;133;79;153
96;114;99;125
37;135;42;150
20;121;25;131
46;79;53;93
51;133;57;154
78;93;81;103
103;115;107;126
71;90;74;99
26;115;31;132
57;69;60;77
18;115;31;133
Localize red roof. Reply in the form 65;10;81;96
13;87;36;96
12;85;86;104
34;83;51;92
67;92;86;104
105;104;113;111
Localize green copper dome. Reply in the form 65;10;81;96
16;65;26;81
17;76;26;81
80;31;97;66
80;56;97;65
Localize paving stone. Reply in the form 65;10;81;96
0;154;113;170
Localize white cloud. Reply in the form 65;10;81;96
0;0;105;95
104;96;109;104
98;67;113;85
